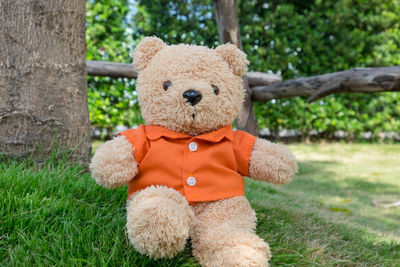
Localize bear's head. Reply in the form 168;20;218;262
133;36;249;135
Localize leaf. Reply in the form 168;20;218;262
329;207;353;215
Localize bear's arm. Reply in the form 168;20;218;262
248;138;297;184
89;135;138;188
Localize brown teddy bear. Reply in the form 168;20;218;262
90;36;297;267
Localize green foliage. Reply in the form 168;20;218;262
239;0;400;76
86;0;142;138
239;0;400;139
132;0;218;46
87;0;400;140
256;93;400;141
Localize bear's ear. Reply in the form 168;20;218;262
215;43;249;76
133;36;166;72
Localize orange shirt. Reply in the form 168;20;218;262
118;125;256;203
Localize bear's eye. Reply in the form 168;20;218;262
212;85;219;95
163;81;172;91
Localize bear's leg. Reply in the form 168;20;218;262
190;196;271;267
126;185;195;259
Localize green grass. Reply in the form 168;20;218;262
1;144;399;266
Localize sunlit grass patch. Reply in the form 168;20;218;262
1;143;399;266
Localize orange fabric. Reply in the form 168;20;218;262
118;125;256;203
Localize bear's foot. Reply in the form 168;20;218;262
126;185;194;258
197;231;270;267
191;196;271;267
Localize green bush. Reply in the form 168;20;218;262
86;0;142;138
240;0;400;140
86;0;400;140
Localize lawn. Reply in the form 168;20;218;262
1;143;399;266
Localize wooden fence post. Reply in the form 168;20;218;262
213;0;259;136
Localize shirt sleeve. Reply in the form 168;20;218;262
232;130;257;176
117;125;149;164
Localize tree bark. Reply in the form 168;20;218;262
0;0;91;162
251;67;400;103
246;71;282;87
213;0;259;136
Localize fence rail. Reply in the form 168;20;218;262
86;60;283;87
87;60;400;104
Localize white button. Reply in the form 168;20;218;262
188;142;198;152
187;176;197;186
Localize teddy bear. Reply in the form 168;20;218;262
90;36;297;267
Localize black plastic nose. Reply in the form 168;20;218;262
182;90;202;106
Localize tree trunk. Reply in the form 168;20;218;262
0;0;91;162
213;0;259;136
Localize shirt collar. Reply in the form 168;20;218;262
145;125;234;143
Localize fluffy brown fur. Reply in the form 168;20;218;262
90;36;297;266
134;36;245;136
126;185;195;258
190;197;271;267
89;135;137;188
249;138;298;184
